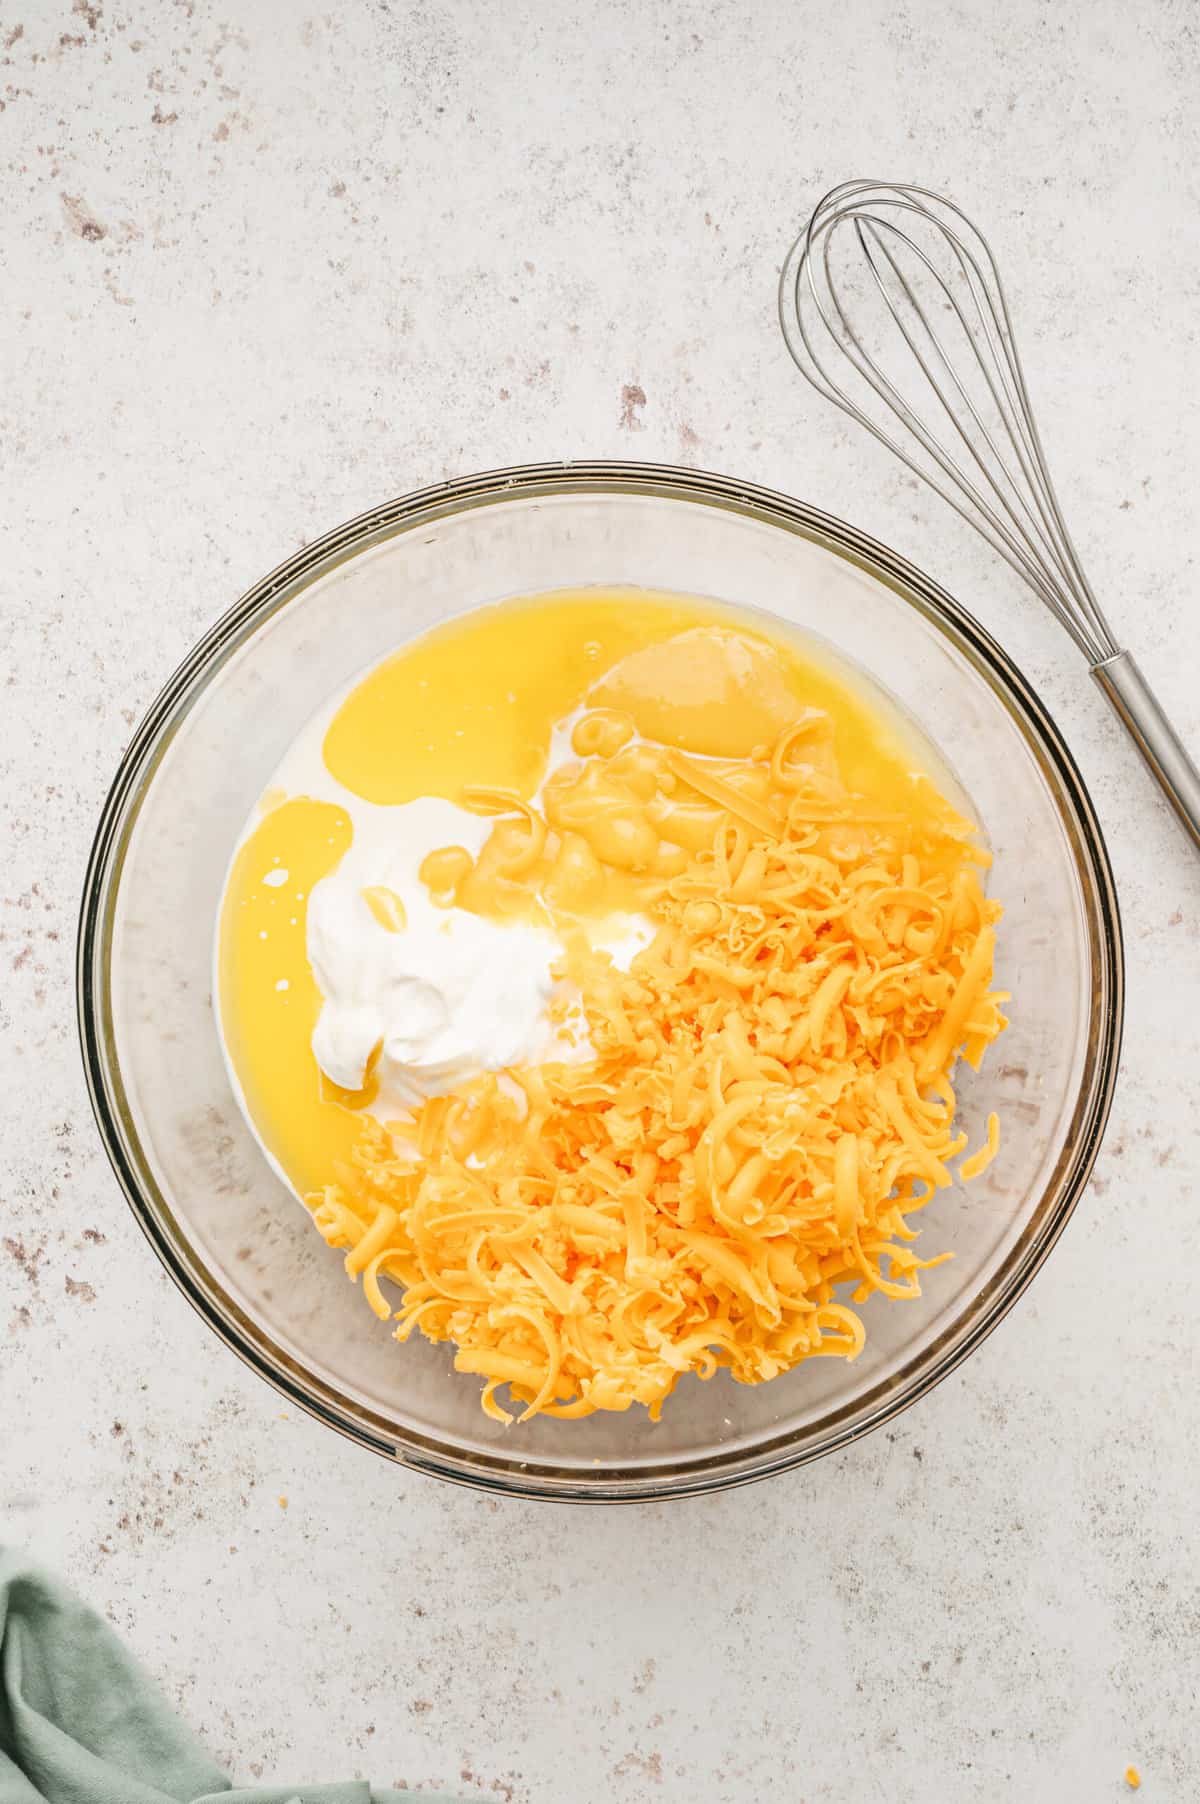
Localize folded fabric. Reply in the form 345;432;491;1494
0;1548;471;1804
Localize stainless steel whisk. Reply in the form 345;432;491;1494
778;179;1200;851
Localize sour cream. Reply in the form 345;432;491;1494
306;796;577;1110
225;685;652;1131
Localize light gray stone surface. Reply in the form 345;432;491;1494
3;1;1199;1798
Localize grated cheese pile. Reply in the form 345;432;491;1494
309;712;1007;1424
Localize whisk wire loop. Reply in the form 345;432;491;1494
855;221;1072;590
782;182;1115;658
778;180;1200;849
847;216;1083;637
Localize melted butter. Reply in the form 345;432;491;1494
322;589;707;805
414;595;956;927
218;798;362;1196
220;587;959;1199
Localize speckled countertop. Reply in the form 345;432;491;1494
3;2;1199;1799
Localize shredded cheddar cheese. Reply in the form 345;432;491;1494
307;704;1007;1424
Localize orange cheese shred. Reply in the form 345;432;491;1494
308;710;1007;1423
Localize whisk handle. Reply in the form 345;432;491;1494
1091;650;1200;852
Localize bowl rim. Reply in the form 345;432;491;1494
77;458;1124;1502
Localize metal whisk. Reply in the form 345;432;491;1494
778;179;1200;851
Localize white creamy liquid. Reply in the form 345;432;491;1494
221;684;652;1133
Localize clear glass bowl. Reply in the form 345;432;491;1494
78;462;1123;1501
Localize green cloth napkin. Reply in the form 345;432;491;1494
0;1548;471;1804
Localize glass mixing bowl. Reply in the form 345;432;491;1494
78;462;1123;1501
